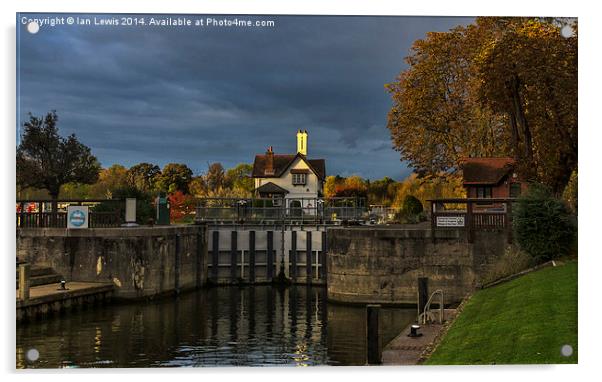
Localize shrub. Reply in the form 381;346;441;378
481;245;533;285
513;183;577;263
403;195;424;215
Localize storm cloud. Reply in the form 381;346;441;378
17;14;472;179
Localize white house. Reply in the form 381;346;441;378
251;130;326;210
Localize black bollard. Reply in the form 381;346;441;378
366;304;382;365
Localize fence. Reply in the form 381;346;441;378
429;198;514;242
195;197;367;225
16;199;123;228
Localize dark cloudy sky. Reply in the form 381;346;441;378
17;14;472;180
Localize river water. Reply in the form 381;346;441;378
16;286;415;368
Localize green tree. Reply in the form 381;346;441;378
16;111;101;214
156;163;193;194
126;162;161;193
225;163;254;195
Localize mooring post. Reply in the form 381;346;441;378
249;230;256;283
175;233;181;294
366;304;382;365
418;277;429;321
18;263;30;301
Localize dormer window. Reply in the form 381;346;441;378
292;173;307;185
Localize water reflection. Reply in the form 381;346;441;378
16;286;415;368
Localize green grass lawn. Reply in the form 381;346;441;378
426;261;577;365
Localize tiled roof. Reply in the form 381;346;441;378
460;157;515;185
252;153;326;180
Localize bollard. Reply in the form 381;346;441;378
18;264;30;301
366;304;382;365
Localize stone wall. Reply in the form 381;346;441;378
17;225;208;300
327;227;508;305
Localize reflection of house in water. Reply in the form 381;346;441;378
252;130;326;213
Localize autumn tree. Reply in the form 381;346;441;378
387;17;577;193
126;162;161;193
225;163;254;196
475;18;577;190
324;176;338;198
16;111;101;214
205;162;226;191
386;25;507;176
188;176;207;197
89;164;129;198
156;163;193;194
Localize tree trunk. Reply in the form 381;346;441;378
508;112;520;159
509;75;535;180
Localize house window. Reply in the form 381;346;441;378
476;186;492;198
292;173;307;185
510;183;522;198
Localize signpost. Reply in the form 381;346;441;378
436;216;465;227
67;206;89;229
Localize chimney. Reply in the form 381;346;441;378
265;146;274;175
296;129;308;156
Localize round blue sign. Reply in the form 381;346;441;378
69;209;86;227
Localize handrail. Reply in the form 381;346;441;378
418;289;444;325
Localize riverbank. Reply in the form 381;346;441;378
425;261;578;364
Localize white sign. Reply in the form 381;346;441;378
436;216;465;227
67;206;89;229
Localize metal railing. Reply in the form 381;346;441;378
195;197;368;224
16;199;123;228
418;289;444;325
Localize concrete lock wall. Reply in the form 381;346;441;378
207;225;327;284
326;227;508;305
16;225;208;300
